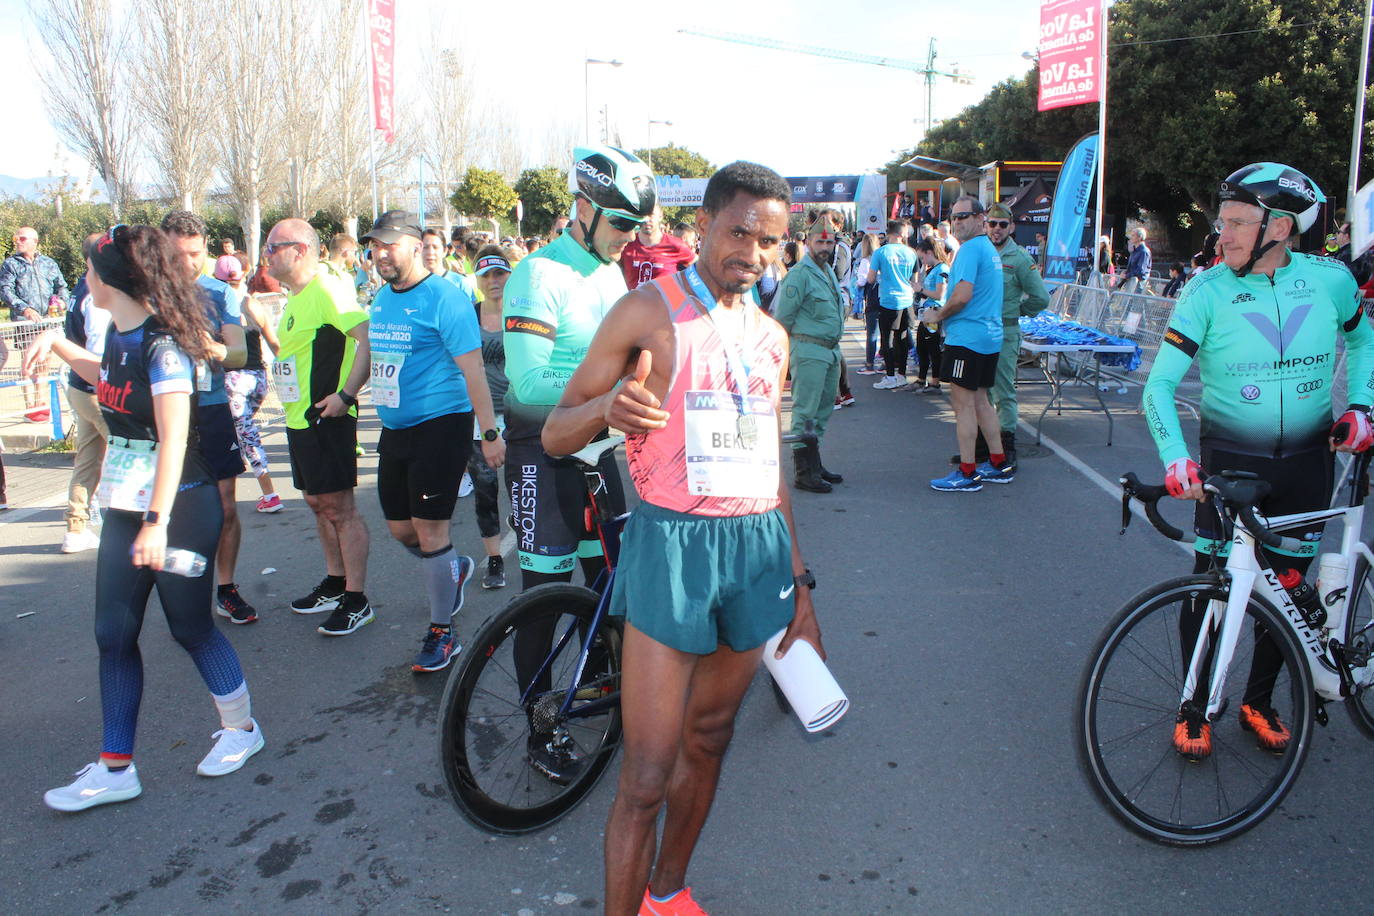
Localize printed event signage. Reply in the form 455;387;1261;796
1043;132;1099;286
1038;0;1103;112
367;0;396;142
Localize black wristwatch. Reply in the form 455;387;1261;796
337;390;358;408
143;510;165;526
482;428;500;442
793;569;816;591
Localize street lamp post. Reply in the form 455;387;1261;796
584;58;623;144
646;119;673;171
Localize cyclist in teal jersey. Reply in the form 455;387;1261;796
1142;163;1374;760
502;145;657;782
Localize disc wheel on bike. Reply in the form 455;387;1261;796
439;583;622;834
1076;574;1314;845
1343;550;1374;737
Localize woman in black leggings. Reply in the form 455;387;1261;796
26;225;264;812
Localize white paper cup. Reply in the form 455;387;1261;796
762;629;849;732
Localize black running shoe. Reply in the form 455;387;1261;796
527;733;584;786
482;555;506;589
291;577;344;615
317;595;374;636
216;585;259;625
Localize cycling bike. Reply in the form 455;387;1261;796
1076;454;1374;845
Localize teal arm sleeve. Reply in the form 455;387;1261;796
1340;290;1374;410
502;265;564;405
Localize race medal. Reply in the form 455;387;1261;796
97;440;158;512
271;356;300;403
369;351;406;408
737;413;759;450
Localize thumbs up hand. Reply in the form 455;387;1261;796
605;348;669;433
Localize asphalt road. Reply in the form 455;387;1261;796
3;330;1372;914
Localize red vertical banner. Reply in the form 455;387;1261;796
1038;0;1102;112
367;0;396;142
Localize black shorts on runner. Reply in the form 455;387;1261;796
505;434;625;576
941;345;999;391
377;412;474;521
197;402;247;480
287;415;358;496
1194;446;1333;555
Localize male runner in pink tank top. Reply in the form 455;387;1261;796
544;162;826;916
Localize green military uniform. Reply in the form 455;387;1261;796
773;251;845;447
991;232;1050;434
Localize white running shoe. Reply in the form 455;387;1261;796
61;529;101;554
872;376;903;390
197;719;265;776
44;761;142;812
458;472;474;498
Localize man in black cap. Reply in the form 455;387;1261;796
362;211;505;673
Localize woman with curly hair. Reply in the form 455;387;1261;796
25;224;264;811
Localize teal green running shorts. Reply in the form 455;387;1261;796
608;502;795;655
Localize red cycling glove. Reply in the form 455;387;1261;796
1331;409;1374;452
1164;457;1203;498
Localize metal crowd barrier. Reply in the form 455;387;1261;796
0;318;69;441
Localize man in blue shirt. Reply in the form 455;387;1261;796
865;219;920;388
1116;227;1153;294
161;211;260;623
363;211;505;673
918;197;1013;491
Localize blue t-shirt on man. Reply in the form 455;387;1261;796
367;273;482;429
870;243;919;309
944;235;1002;354
196;274;242;406
922;262;950;306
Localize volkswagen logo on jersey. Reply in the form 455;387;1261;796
1241;384;1261;400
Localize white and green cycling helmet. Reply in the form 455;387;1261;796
569;145;657;260
1218;162;1326;275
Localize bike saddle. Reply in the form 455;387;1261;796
568;435;626;468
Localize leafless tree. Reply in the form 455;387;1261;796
318;0;372;238
32;0;137;218
276;15;329;218
537;120;581;168
217;0;284;260
135;0;214;211
421;19;479;234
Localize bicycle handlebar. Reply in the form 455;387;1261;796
1119;473;1186;541
1120;470;1309;553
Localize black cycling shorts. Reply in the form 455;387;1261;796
941;345;999;391
505;434;625;575
1194;445;1334;554
197;402;247;481
287;415;358;496
377;412;474;521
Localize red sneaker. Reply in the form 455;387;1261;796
640;886;709;915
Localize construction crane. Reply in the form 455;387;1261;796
677;29;973;138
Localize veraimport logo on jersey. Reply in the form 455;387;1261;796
1241;384;1261;400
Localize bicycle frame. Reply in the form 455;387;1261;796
516;457;628;724
1187;500;1374;717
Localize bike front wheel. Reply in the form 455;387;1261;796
1342;549;1374;737
1076;575;1314;845
439;583;623;834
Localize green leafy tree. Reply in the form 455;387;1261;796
451;168;519;223
884;0;1369;251
514;166;572;236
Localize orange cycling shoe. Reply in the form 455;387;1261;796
1172;707;1212;761
1239;703;1290;752
640;886;709;916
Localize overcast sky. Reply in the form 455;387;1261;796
2;0;1043;182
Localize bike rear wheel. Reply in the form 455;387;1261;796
1342;550;1374;737
439;583;622;834
1076;575;1314;845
